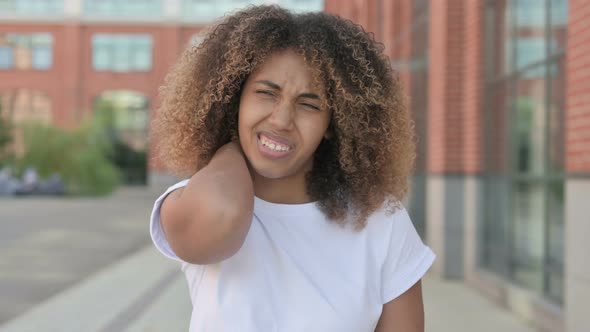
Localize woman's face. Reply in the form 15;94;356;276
238;49;332;183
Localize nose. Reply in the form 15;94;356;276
267;101;294;131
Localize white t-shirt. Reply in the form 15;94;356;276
150;179;435;332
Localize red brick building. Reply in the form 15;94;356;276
326;0;588;331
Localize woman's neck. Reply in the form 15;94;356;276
251;172;312;204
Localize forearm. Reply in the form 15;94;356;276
163;143;255;264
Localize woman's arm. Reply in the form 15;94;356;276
374;280;425;332
160;141;255;264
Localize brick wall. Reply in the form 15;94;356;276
462;0;485;174
567;0;590;173
427;0;465;174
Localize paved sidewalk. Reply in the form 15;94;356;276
0;245;536;332
423;276;536;332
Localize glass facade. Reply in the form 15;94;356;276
0;33;53;70
0;0;63;15
181;0;323;22
83;0;162;17
481;0;567;304
92;34;153;72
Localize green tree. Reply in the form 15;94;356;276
0;102;13;166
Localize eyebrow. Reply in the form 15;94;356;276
254;80;321;100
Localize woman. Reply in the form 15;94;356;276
151;5;435;331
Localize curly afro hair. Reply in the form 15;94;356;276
153;5;416;229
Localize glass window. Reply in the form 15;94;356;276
482;0;565;304
513;66;547;175
549;0;567;55
92;35;110;71
112;37;131;72
132;37;152;70
511;181;545;292
31;33;53;70
546;180;564;302
516;37;547;71
0;33;53;71
548;59;564;174
83;0;162;17
31;46;51;70
282;0;324;13
91;34;153;72
181;0;323;21
482;80;511;277
0;46;13;69
0;0;63;15
515;0;545;28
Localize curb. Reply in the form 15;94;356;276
0;246;182;332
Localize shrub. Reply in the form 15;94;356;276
16;117;120;196
0;103;13;167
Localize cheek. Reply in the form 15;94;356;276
301;121;330;152
237;106;253;137
237;107;261;151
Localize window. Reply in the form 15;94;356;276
83;0;162;17
0;0;63;15
280;0;324;13
481;0;567;304
0;33;53;70
0;46;13;69
181;0;323;21
92;34;153;72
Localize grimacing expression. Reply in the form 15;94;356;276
238;49;333;181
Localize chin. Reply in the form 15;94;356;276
251;165;291;180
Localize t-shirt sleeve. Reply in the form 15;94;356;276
381;207;436;304
149;179;190;262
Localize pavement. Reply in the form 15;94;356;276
0;245;538;332
0;185;168;323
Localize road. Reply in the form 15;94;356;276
0;185;167;323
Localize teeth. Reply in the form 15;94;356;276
261;135;290;152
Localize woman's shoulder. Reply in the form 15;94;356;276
363;200;413;234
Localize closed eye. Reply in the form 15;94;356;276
256;90;275;97
301;103;320;111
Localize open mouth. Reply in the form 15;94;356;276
257;133;294;159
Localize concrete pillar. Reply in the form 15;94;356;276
565;179;590;332
565;1;590;330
